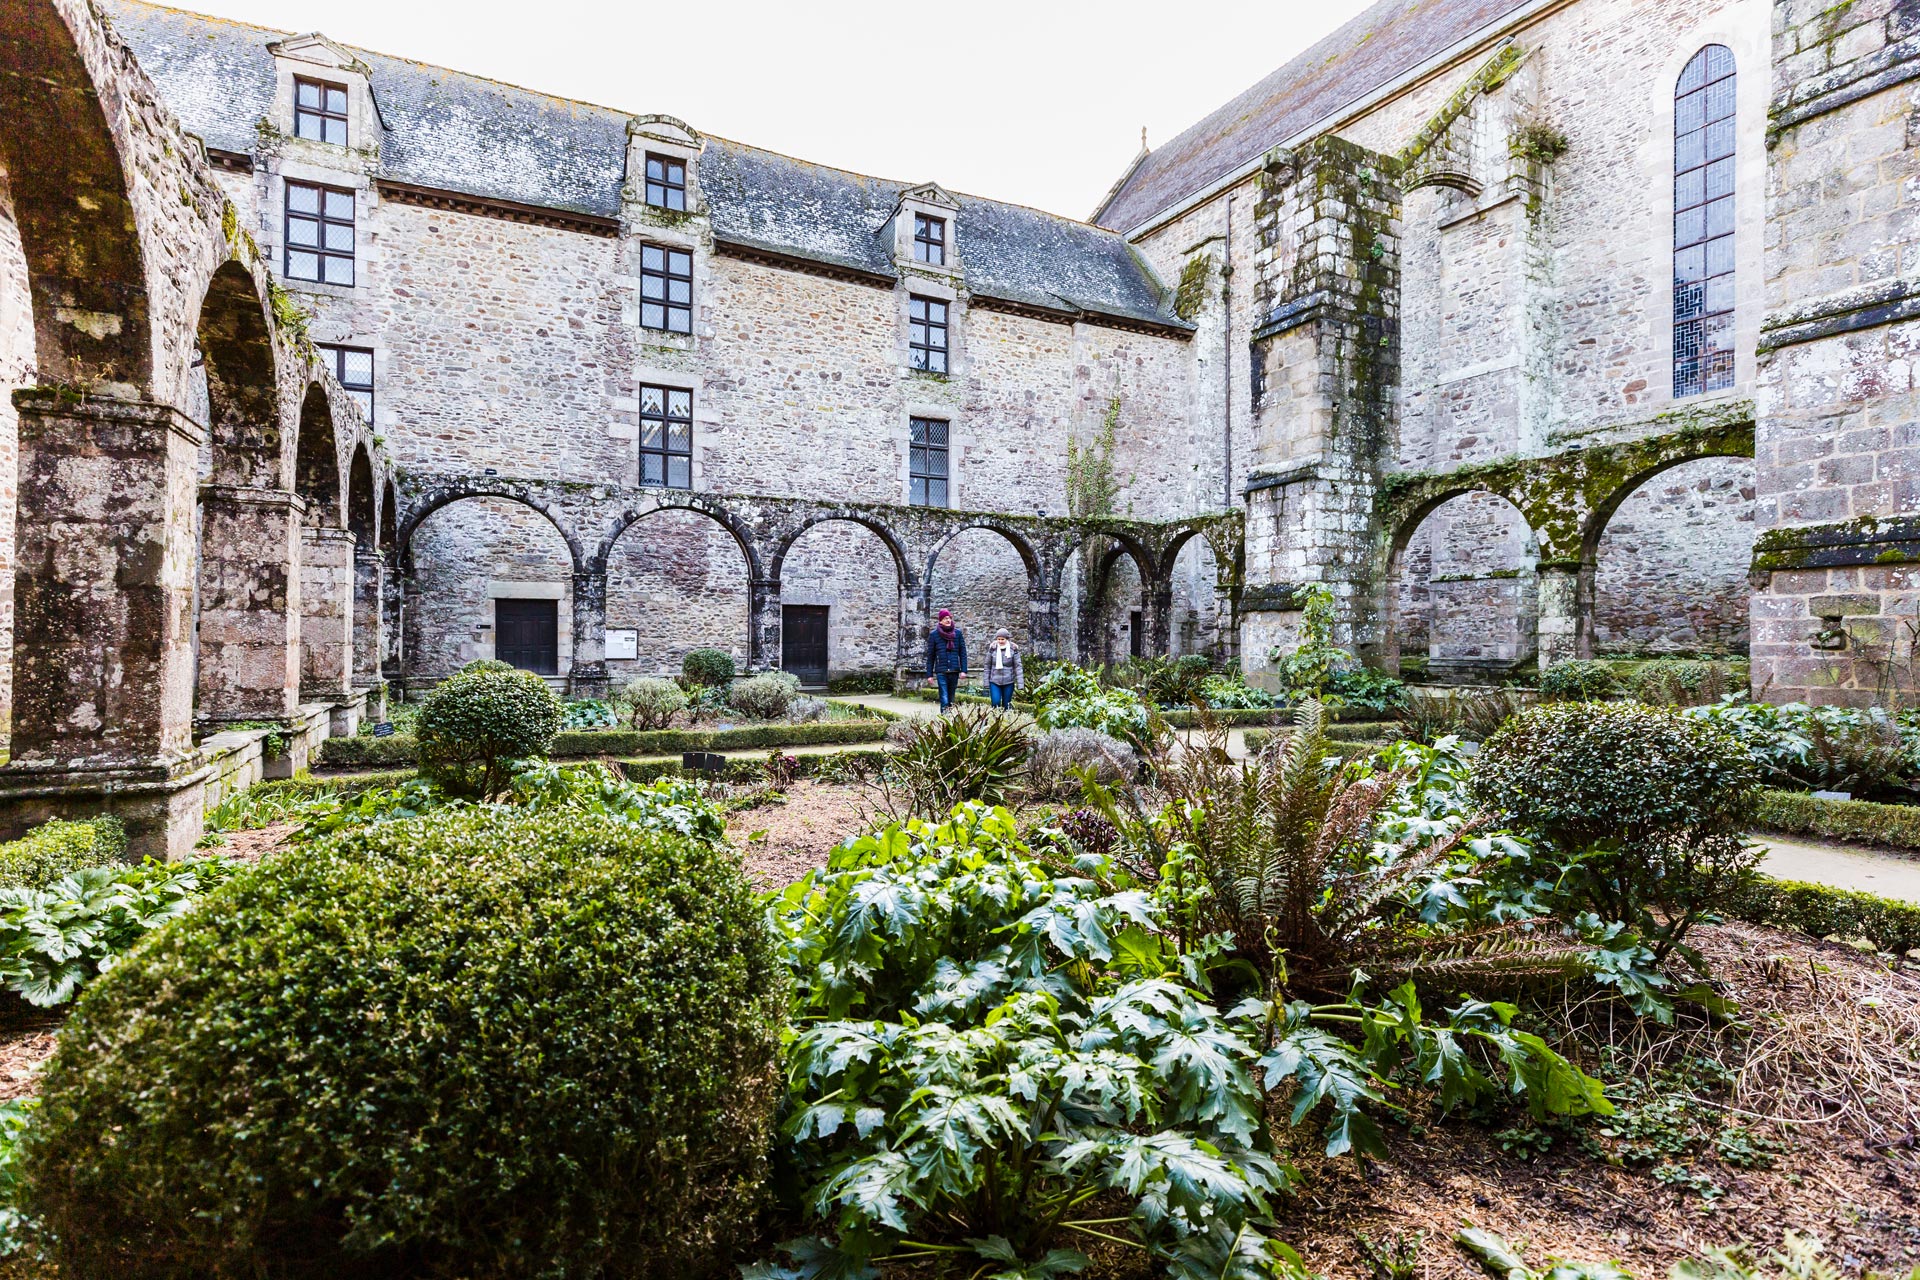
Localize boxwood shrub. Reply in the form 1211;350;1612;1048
320;719;889;767
22;806;783;1279
0;817;126;890
414;666;564;797
1754;788;1920;851
681;648;736;688
1724;874;1920;955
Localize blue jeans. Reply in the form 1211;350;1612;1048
933;671;960;710
987;681;1015;709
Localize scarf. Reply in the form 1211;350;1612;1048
937;622;958;652
993;640;1013;669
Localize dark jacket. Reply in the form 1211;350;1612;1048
926;625;967;676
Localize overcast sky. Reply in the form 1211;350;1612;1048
160;0;1377;220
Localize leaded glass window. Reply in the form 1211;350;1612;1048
909;295;948;373
285;181;355;286
639;383;693;489
641;244;693;334
910;416;948;507
1674;44;1737;398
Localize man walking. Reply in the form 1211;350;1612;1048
925;608;968;712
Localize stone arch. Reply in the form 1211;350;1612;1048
292;382;340;524
593;495;761;582
602;504;755;679
379;479;400;553
924;520;1043;591
1588;454;1756;657
775;517;910;686
399;486;586;575
1387;488;1541;680
1579;445;1757;565
0;0;153;396
1157;525;1228;660
194;258;284;489
403;494;581;682
1056;528;1157;666
346;445;377;544
345;446;382;684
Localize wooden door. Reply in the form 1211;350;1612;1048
495;598;559;674
782;605;830;686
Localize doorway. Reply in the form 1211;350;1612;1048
495;598;559;674
782;604;830;686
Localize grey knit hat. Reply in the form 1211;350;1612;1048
995;628;1011;639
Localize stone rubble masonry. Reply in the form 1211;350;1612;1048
1753;0;1920;704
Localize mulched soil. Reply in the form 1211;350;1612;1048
0;1011;59;1102
729;780;886;886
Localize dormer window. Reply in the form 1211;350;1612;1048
913;214;946;266
294;76;349;146
645;154;687;211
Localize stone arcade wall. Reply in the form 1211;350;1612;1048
0;192;27;742
1750;0;1920;705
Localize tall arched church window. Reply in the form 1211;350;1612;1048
1674;44;1737;398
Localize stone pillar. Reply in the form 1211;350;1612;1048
898;571;927;684
353;545;385;687
750;575;782;673
195;485;303;731
0;394;209;857
1027;583;1058;662
1535;561;1593;669
569;568;609;697
382;550;407;685
298;525;355;700
1145;577;1175;658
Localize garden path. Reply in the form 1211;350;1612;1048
1753;834;1920;903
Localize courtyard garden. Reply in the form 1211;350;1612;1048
0;638;1914;1279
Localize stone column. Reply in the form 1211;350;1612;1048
1144;577;1175;659
569;568;610;698
898;571;927;684
353;545;385;688
298;525;355;700
196;485;303;729
1535;561;1594;668
1027;582;1059;662
750;575;782;673
0;393;208;856
381;549;407;685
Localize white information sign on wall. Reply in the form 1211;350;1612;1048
606;629;639;660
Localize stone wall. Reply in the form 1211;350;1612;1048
404;498;576;680
780;520;901;680
1751;0;1920;704
605;509;752;678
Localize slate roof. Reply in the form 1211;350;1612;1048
103;0;1184;331
1092;0;1535;232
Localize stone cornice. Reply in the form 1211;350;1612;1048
1760;276;1920;352
1769;32;1920;144
375;179;621;238
1751;515;1920;572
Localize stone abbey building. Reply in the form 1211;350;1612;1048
3;0;1919;850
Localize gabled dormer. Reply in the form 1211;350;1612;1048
624;115;706;227
265;32;380;163
889;183;961;280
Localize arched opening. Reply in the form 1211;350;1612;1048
193;260;297;728
1060;533;1152;668
293;385;341;523
604;508;751;679
379;478;401;677
778;519;905;687
0;1;153;395
1592;456;1755;657
347;446;382;686
293;385;353;698
404;497;577;684
1392;491;1539;682
1165;532;1226;660
926;527;1037;656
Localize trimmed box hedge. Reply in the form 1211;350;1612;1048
318;719;890;768
1753;788;1920;853
621;748;892;784
1724;874;1920;955
0;816;128;890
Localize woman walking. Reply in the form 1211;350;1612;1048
984;627;1022;709
924;608;968;712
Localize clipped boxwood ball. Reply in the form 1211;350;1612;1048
22;807;784;1280
416;664;563;796
1470;700;1760;849
681;647;736;689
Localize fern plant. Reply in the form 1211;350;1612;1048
880;705;1033;820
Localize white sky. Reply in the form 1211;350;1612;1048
160;0;1377;220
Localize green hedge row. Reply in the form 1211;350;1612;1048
1241;729;1390;761
620;749;892;785
1724;875;1920;955
318;720;889;767
0;816;128;890
1753;789;1920;852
